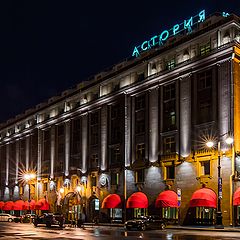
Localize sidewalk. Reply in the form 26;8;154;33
167;225;240;232
81;222;240;232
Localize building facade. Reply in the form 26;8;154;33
0;11;240;226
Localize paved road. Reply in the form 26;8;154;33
0;222;240;239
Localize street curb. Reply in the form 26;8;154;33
166;226;240;232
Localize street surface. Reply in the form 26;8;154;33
0;222;240;239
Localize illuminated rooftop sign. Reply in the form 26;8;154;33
132;10;206;58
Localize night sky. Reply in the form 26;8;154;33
0;1;239;123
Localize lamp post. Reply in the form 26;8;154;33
206;136;233;229
24;172;36;212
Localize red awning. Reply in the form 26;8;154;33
126;192;148;208
233;187;240;206
101;194;122;209
23;200;36;210
30;199;36;210
0;201;4;210
155;190;178;208
189;188;217;208
13;200;25;210
2;201;14;211
36;198;50;210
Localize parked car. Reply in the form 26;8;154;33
21;214;36;223
33;213;64;227
0;213;17;222
124;215;166;231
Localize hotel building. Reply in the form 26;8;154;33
0;10;240;226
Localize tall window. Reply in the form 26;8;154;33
109;102;124;166
55;124;65;173
110;147;121;165
90;153;98;169
70;119;81;169
197;70;212;123
42;129;50;175
135;95;146;135
110;105;122;144
163;83;176;130
90;112;99;146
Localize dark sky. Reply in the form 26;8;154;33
0;0;239;123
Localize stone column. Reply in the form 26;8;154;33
149;88;159;163
101;106;107;171
65;120;70;177
81;113;88;174
179;76;191;157
50;126;56;179
26;136;30;171
125;94;131;167
15;140;20;184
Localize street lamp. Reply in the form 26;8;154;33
206;136;233;229
24;172;36;212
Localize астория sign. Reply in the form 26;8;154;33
132;10;206;58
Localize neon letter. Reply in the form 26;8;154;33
198;10;205;22
150;35;158;47
159;30;169;43
141;41;149;51
173;24;180;35
132;46;140;57
184;17;193;30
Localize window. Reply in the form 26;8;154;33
136;143;145;161
90;112;99;146
135;95;146;135
197;70;213;123
135;95;145;110
90;154;98;169
71;119;81;168
200;42;211;56
91;176;97;187
198;71;212;90
163;83;176;130
166;165;175;179
110;104;123;144
57;125;64;136
163;136;176;154
200;160;210;175
135;111;145;134
167;59;175;70
137;72;145;82
111;147;121;165
135;169;145;183
164;84;176;101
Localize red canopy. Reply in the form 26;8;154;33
155;190;178;208
101;194;122;209
36;198;50;210
2;201;14;211
0;201;4;210
126;192;148;208
233;187;240;206
189;188;217;208
30;199;36;210
13;200;25;210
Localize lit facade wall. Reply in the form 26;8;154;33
0;13;239;225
